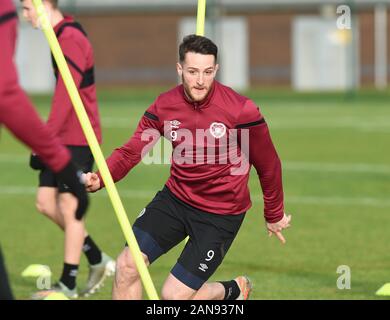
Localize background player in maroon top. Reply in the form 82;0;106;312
0;0;88;300
20;0;114;299
85;35;292;300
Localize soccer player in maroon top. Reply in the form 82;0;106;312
0;0;88;300
85;35;292;300
20;0;114;299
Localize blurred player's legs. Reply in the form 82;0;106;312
36;189;103;269
32;189;115;299
32;147;115;298
36;187;115;296
0;247;14;300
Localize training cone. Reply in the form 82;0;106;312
375;283;390;296
21;264;52;278
44;292;70;300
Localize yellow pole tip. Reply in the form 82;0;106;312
376;283;390;296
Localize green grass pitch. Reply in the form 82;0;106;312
1;88;390;300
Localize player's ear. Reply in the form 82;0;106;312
176;63;183;77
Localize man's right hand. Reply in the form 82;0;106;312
83;172;101;192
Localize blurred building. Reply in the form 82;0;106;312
15;0;390;91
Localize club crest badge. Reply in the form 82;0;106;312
209;122;226;139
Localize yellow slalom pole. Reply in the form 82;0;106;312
32;0;158;300
196;0;207;36
183;0;208;247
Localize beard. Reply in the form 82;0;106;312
182;75;212;102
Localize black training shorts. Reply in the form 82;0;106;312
132;185;246;290
38;145;94;193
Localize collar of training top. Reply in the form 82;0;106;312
53;15;75;33
181;81;216;110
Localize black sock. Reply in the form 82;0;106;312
59;263;78;290
83;235;102;265
219;280;241;300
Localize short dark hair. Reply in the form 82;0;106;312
179;34;218;63
21;0;58;8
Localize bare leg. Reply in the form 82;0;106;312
161;273;197;300
161;274;225;300
59;193;84;265
192;282;225;300
36;187;64;229
112;247;149;300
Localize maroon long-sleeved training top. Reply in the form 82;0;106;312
99;81;284;223
49;15;102;146
0;0;70;172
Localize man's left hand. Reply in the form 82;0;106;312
266;213;292;244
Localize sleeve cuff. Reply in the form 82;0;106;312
265;212;284;224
